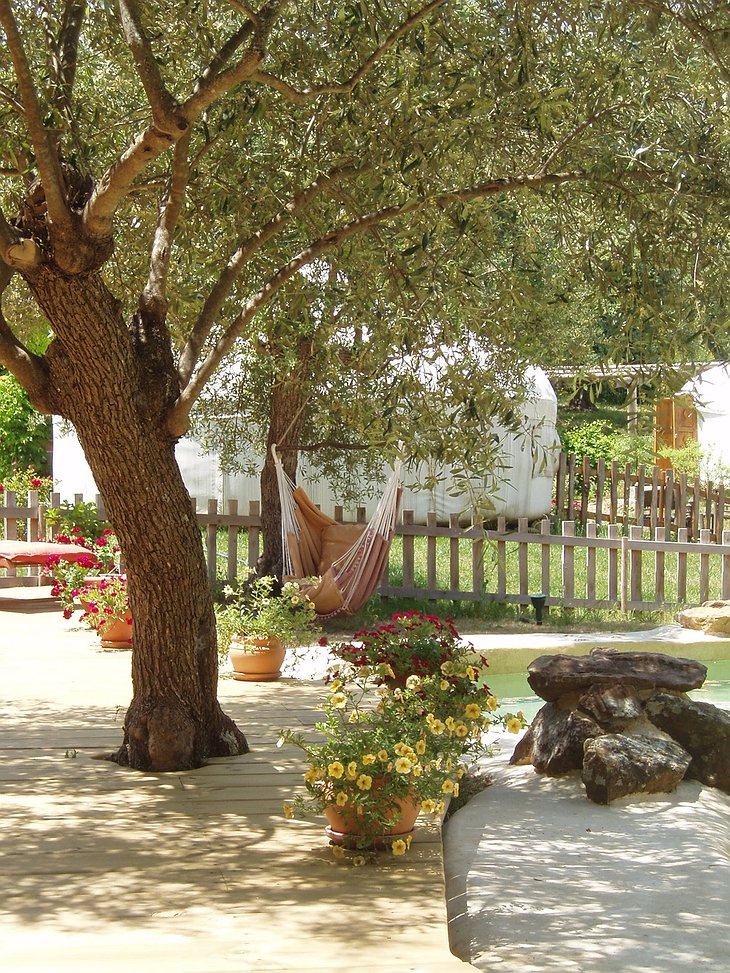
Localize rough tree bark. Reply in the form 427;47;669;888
258;341;312;575
26;265;247;771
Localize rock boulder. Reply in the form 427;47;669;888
645;692;730;793
676;601;730;635
582;734;692;805
509;703;603;775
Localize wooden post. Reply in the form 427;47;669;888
595;457;606;527
518;517;529;597
206;498;218;584
541;518;551;601
699;527;711;603
567;454;576;521
226;499;239;582
635;464;645;529
610;460;619;526
649;465;659;533
496;516;507;599
248;500;260;568
630;525;643;605
580;455;591;530
402;509;415;593
427;510;438;597
555;451;567;521
586;521;597;603
449;513;460;594
562;520;575;607
677;526;688;602
722;530;730;600
608;524;619;605
620;534;628;612
665;468;674;537
472;511;484;597
654;526;666;605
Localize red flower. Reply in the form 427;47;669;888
318;636;329;646
62;608;73;619
30;478;43;487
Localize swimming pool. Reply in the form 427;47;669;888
488;658;730;721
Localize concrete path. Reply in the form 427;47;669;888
0;603;470;973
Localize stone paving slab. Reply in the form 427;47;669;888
0;605;472;973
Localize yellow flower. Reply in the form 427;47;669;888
445;716;456;731
466;666;477;680
282;803;294;819
406;834;413;850
304;768;318;783
429;719;446;735
440;679;450;690
356;774;373;791
346;761;358;780
506;716;523;734
464;703;481;719
481;717;491;730
335;791;348;806
352;855;367;867
457;767;465;779
348;711;362;723
405;675;420;689
486;695;499;711
435;800;445;815
362;753;376;765
394;742;410;756
331;693;347;709
391;839;407;856
421;799;436;814
445;757;454;771
453;783;460;797
395;757;412;774
442;779;455;794
329;679;343;692
415;739;426;755
332;845;345;859
377;749;389;762
455;722;469;738
328;761;344;779
411;763;422;778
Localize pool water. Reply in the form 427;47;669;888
488;658;730;722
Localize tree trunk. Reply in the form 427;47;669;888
259;344;313;575
27;267;248;771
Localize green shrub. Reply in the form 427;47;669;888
560;421;615;465
45;500;110;539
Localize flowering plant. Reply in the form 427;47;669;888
327;610;479;683
216;573;321;653
78;574;131;636
45;527;121;618
280;655;526;862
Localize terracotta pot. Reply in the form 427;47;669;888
323;786;420;848
229;636;286;681
98;613;133;649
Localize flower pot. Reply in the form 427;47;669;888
323;788;421;848
229;636;286;681
98;613;133;650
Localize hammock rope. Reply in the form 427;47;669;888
272;445;403;618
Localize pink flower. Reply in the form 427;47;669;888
30;478;42;487
62;608;73;619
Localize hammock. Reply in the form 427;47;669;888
272;445;403;619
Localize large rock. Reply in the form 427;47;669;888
645;692;730;793
577;684;644;730
582;734;691;805
527;649;707;702
508;703;603;775
676;601;730;635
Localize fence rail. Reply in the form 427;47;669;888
5;491;730;613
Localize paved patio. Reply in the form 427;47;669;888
0;601;471;973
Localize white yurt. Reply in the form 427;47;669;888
51;366;560;524
679;362;730;477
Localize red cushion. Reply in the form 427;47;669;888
0;541;99;566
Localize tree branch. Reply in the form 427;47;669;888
143;129;192;316
54;1;87;118
226;0;258;23
0;206;41;269
539;103;629;175
169;164;664;434
251;0;448;104
0;81;24;115
177;163;360;386
0;271;53;412
82;16;264;238
0;0;71;232
118;0;188;135
632;1;730;86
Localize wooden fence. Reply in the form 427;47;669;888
4;491;730;613
554;451;730;541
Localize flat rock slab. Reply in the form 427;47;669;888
646;692;730;793
582;734;691;805
527;649;707;702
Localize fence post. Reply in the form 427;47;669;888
586;522;597;602
449;513;460;594
206;498;218;584
402;509;415;593
699;528;711;603
226;499;239;582
595;457;606;527
555;452;567;521
621;534;628;612
630;525;643;605
472;511;484;597
676;526;688;602
608;524;619;604
580;456;590;530
540;518;551;601
562;520;575;607
654;527;666;605
426;510;437;597
723;530;730;600
248;500;260;569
